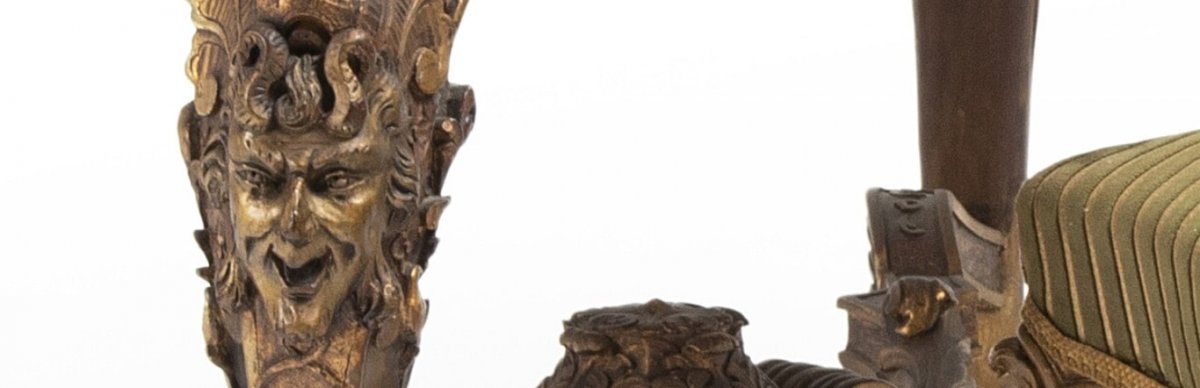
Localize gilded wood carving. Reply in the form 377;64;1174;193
538;300;779;388
839;189;1021;387
169;0;1200;386
838;1;1038;386
179;0;473;386
538;300;890;388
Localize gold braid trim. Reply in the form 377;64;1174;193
1022;303;1167;387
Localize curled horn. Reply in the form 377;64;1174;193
275;56;324;131
430;84;474;193
325;28;374;136
233;24;288;132
186;32;225;117
412;12;453;96
408;0;469;96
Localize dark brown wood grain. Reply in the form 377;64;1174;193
915;0;1038;232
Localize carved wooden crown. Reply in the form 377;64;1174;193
178;3;474;386
185;0;468;127
181;0;475;271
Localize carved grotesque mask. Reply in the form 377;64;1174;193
179;1;473;386
227;88;395;349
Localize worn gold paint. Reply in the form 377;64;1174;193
180;0;474;386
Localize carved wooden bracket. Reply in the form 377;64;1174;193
839;189;1022;387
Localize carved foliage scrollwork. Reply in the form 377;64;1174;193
180;1;474;386
539;300;777;388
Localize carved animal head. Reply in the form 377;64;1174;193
882;276;957;338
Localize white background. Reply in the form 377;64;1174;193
1;1;1199;386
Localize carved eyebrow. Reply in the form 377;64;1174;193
311;143;377;167
239;137;287;172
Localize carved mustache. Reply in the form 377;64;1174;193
268;247;331;291
244;232;357;292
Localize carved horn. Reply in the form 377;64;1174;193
325;28;373;135
412;15;452;96
186;32;225;117
233;24;288;132
274;56;324;131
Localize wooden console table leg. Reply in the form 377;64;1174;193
839;3;1037;387
916;0;1038;232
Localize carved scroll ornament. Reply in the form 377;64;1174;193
179;0;474;386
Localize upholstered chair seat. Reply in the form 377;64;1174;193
1016;130;1200;386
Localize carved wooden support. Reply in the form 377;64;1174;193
839;189;1022;387
179;1;473;386
538;300;777;388
832;1;1039;386
539;300;889;388
837;2;1037;385
915;0;1038;231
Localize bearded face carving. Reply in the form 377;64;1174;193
179;1;473;386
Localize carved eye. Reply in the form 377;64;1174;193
320;170;362;191
236;166;275;190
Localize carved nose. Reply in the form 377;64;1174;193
279;178;315;242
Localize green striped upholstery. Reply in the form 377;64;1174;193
1018;130;1200;386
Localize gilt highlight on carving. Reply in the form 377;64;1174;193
179;0;474;386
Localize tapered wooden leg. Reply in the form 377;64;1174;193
915;0;1038;232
